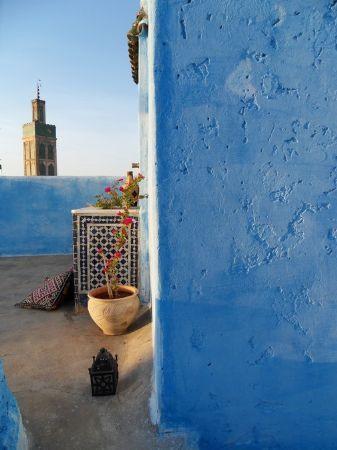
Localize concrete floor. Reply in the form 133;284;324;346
0;255;186;450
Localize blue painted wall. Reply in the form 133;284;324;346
148;1;337;448
139;19;151;304
0;361;28;449
0;177;112;256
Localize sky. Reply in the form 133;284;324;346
0;0;140;176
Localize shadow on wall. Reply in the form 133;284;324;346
0;177;114;256
157;299;337;450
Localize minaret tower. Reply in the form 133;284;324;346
23;83;57;176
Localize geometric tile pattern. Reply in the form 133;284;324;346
72;211;139;308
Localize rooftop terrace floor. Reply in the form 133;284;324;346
0;255;185;450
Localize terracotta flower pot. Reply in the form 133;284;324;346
87;285;140;335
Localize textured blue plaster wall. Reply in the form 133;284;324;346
148;1;337;448
0;177;112;256
0;361;27;449
139;21;151;303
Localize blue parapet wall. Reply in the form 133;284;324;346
0;177;113;256
0;361;28;449
147;0;337;448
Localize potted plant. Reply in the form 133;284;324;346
87;173;144;335
94;178;124;209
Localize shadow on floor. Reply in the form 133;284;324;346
129;306;152;332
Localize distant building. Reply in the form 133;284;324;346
22;88;57;176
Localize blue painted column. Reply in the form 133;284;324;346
138;7;151;304
148;1;337;448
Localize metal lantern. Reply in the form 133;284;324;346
89;348;118;396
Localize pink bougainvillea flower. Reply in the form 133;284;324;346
122;217;134;226
96;173;144;299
